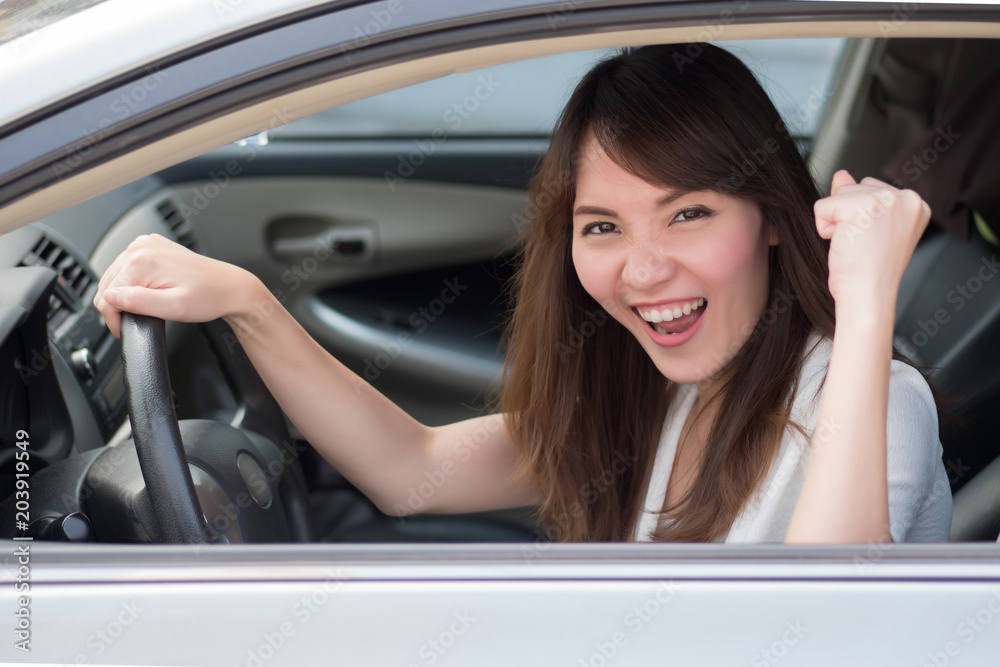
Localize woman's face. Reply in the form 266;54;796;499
571;137;777;390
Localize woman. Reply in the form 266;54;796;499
94;43;953;544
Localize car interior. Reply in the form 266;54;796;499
2;34;1000;545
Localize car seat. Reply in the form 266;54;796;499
885;66;1000;542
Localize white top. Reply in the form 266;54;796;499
632;331;953;543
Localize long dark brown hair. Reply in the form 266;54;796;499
500;43;927;542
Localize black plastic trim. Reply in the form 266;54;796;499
156;140;547;190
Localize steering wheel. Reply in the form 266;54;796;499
116;312;314;544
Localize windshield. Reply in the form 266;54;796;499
277;39;846;144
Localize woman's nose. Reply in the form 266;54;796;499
622;239;676;289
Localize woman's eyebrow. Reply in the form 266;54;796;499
573;191;689;218
573;205;617;217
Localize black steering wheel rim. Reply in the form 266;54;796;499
120;312;205;543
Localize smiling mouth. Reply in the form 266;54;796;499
636;298;707;335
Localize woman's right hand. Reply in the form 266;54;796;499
94;233;255;338
94;237;536;518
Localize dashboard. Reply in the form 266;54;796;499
0;176;198;508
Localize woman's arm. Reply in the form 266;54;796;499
95;234;539;516
785;296;895;542
785;170;931;543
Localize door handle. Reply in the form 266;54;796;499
269;225;375;263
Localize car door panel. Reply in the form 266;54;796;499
161;175;523;423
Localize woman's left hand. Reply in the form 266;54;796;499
813;170;931;310
790;170;931;543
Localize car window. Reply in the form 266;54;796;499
276;38;846;145
0;0;108;47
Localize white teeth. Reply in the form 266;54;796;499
654;325;668;335
637;298;706;324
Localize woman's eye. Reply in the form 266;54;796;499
672;207;708;223
583;221;618;235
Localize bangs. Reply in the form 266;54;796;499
576;45;786;200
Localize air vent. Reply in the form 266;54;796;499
156;198;197;251
19;235;95;325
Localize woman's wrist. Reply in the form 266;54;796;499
831;295;896;368
221;267;273;330
833;287;896;331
